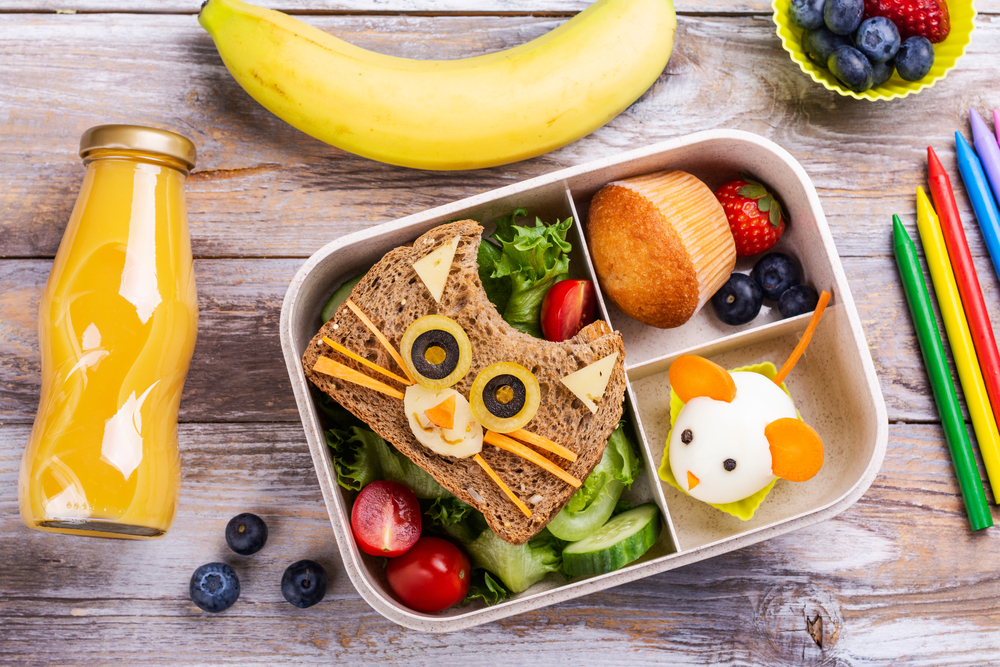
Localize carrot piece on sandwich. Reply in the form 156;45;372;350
424;395;456;430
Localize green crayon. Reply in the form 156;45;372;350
893;215;992;530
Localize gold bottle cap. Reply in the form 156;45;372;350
79;124;197;170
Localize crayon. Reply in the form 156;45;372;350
927;146;1000;432
995;110;1000;149
893;216;992;530
955;131;1000;281
970;110;1000;210
915;188;1000;500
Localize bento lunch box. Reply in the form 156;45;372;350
280;129;889;632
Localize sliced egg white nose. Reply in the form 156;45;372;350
404;385;483;458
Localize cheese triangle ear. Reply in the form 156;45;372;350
765;418;824;482
560;351;619;414
668;355;736;403
413;235;460;302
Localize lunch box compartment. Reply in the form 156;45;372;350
630;305;882;551
569;139;839;368
281;130;888;631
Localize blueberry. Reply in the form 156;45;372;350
828;45;874;92
895;36;935;81
281;560;328;609
802;27;850;69
790;0;827;30
226;513;268;556
854;17;900;63
711;274;763;326
778;285;820;317
871;58;895;87
190;562;240;613
751;253;801;301
823;0;863;35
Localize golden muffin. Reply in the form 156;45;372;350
586;170;736;329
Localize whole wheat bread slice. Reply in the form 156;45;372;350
303;220;626;545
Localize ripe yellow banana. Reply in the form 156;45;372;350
199;0;676;170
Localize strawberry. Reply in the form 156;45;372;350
715;175;786;258
863;0;950;43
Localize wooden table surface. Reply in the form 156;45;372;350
3;1;1000;664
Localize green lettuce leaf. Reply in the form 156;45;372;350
426;503;562;593
324;424;450;500
479;209;573;337
477;237;510;315
546;422;642;541
424;496;476;527
463;569;510;606
612;497;633;516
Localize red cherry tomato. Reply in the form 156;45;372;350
386;537;471;613
540;279;597;342
351;481;421;557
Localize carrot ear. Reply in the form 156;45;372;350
765;418;824;482
669;355;736;403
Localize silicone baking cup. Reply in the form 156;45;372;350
772;0;976;101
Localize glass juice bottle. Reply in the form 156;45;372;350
19;125;199;539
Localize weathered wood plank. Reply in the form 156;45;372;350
2;255;994;424
4;0;999;16
0;1;790;15
2;14;998;259
2;421;999;665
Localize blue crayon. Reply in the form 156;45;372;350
956;131;1000;281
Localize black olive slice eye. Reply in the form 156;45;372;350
411;330;460;380
401;315;472;389
681;429;693;444
482;374;527;419
470;362;541;433
723;458;737;472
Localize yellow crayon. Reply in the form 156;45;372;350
916;187;1000;500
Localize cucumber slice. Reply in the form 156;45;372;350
320;275;363;323
561;503;661;577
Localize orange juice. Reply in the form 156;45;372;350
19;125;199;539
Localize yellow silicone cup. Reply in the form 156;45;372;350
772;0;976;101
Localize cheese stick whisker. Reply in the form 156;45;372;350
313;356;405;400
344;299;417;384
322;336;413;385
506;428;578;462
473;454;532;518
484;431;582;488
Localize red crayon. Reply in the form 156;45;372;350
927;145;1000;420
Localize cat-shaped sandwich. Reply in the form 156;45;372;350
303;220;627;545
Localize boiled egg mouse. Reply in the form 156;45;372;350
667;355;825;506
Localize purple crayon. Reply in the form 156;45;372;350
971;110;1000;209
995;110;1000;149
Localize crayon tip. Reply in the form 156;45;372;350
956;130;973;154
970;109;988;144
916;186;933;216
928;145;945;178
892;214;910;243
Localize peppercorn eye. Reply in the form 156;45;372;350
723;458;737;472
